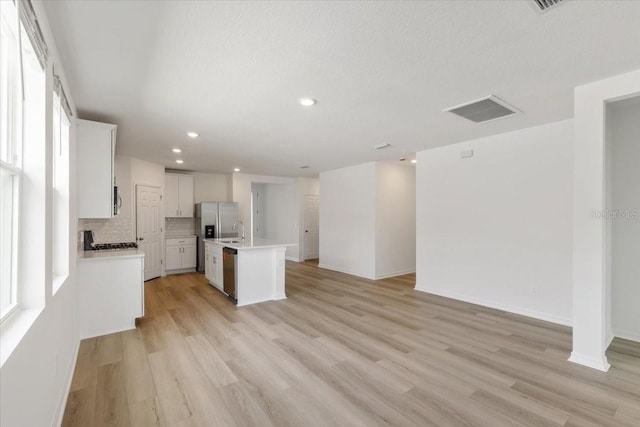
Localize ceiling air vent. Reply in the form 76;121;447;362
529;0;564;13
444;95;520;124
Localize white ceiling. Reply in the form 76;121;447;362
42;0;640;177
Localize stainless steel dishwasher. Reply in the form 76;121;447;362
223;247;238;302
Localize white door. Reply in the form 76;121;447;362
136;185;162;281
304;195;319;260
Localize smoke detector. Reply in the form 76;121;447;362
444;95;520;124
529;0;565;14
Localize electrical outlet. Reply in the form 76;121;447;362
530;287;538;295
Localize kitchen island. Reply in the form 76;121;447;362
203;238;295;306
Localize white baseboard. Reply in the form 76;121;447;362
375;268;416;280
414;284;572;327
612;328;640;343
569;351;611;372
317;263;376;280
53;337;80;427
80;323;137;340
285;256;300;262
606;329;615;347
237;296;286;307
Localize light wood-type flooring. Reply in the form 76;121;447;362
62;260;640;426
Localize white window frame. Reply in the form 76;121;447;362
0;0;24;322
52;85;71;292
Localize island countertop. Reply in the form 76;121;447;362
204;238;296;250
78;249;145;261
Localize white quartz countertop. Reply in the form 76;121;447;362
204;238;296;250
78;249;145;261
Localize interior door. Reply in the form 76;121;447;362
304;195;319;260
136;185;162;281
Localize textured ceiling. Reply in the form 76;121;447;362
42;0;640;177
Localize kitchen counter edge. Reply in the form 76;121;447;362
78;249;145;261
203;238;296;250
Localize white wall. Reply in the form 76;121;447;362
416;119;574;326
375;162;416;278
319;162;377;279
0;2;80;426
261;183;299;259
610;98;640;342
231;173;296;242
193;172;230;203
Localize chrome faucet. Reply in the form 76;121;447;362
233;220;245;241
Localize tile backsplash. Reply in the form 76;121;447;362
165;217;196;237
78;218;134;244
78;217;196;249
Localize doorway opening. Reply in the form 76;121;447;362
605;95;640;349
303;195;319;261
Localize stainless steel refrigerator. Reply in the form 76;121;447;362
195;202;239;272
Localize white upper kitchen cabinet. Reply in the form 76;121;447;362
164;173;194;217
77;119;117;218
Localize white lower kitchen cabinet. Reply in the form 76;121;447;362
204;240;223;290
77;250;145;339
166;236;197;274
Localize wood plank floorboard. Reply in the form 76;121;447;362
62;261;640;426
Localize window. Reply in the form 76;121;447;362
52;74;71;290
1;0;46;321
1;0;23;320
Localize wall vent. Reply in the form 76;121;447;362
529;0;564;13
443;95;520;124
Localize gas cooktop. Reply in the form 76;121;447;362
91;242;138;251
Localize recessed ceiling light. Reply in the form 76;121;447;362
410;159;417;164
298;98;317;107
186;131;199;138
172;148;182;153
176;159;184;164
233;168;240;172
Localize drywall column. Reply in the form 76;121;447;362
319;162;376;279
570;68;640;371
